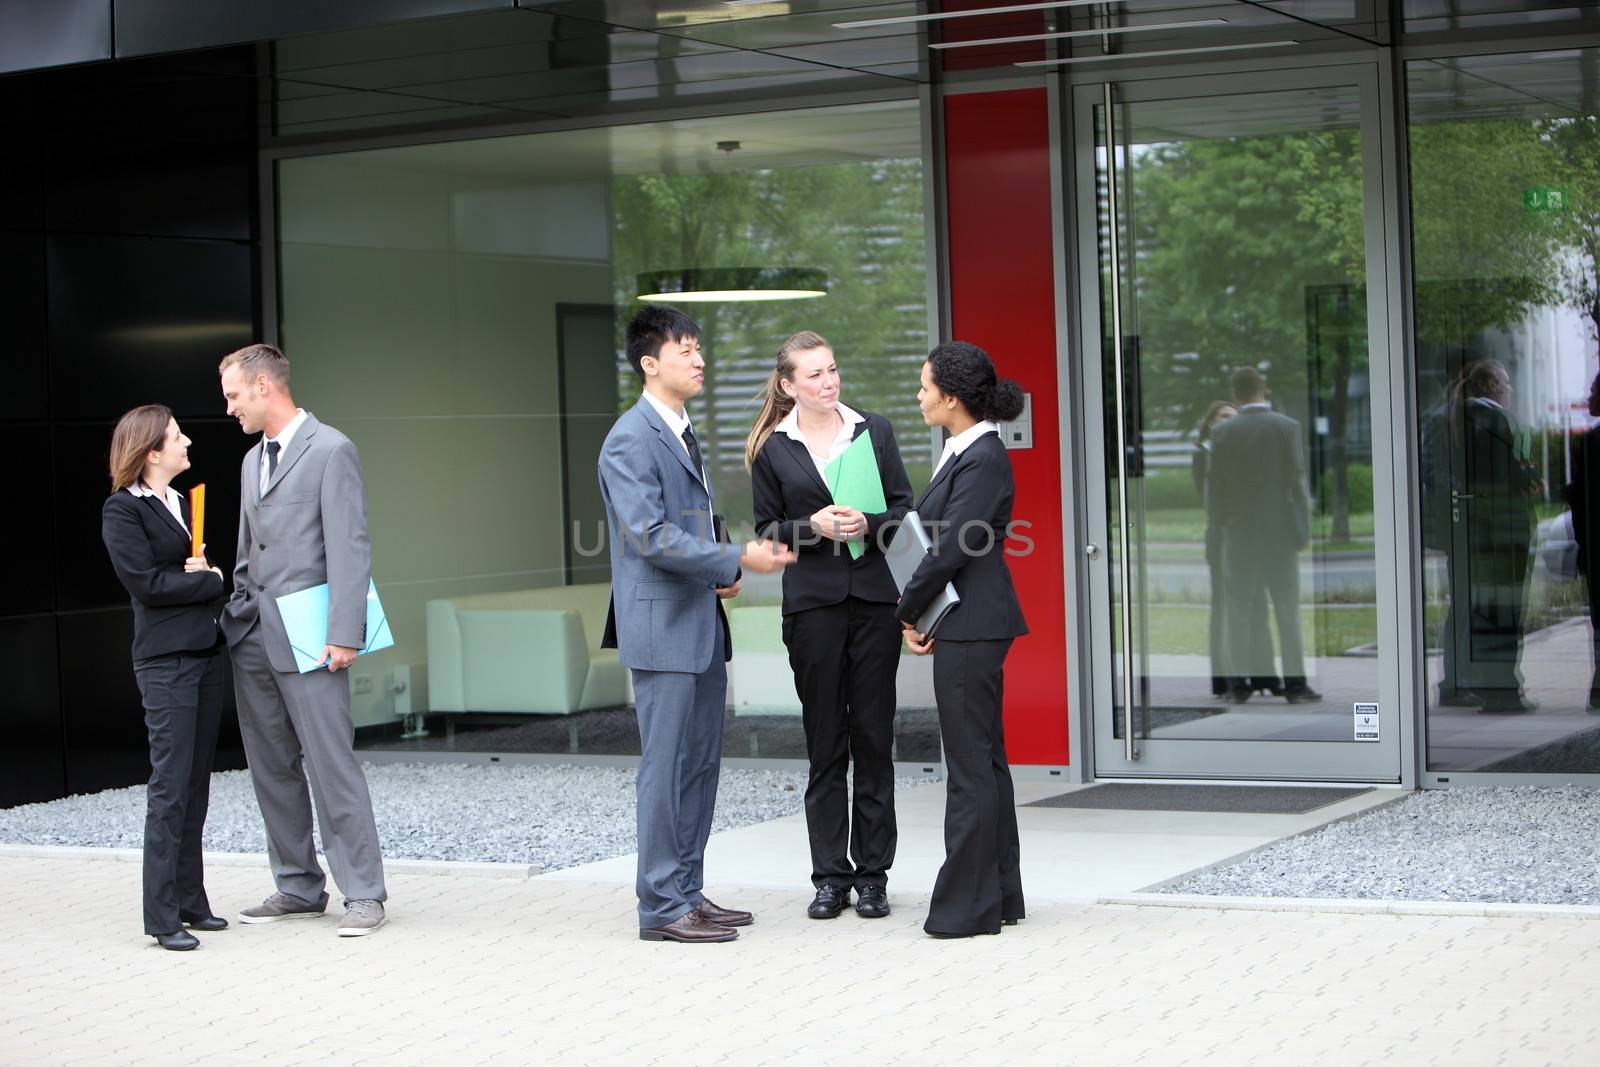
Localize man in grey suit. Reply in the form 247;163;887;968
599;306;795;943
218;343;388;936
1207;367;1323;705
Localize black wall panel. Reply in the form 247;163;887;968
43;52;256;241
0;45;260;806
47;234;255;422
0;231;49;423
0;615;65;807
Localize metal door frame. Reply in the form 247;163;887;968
1070;61;1410;782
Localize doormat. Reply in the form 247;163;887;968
1024;783;1372;815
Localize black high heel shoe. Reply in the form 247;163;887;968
153;930;199;951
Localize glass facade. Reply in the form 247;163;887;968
274;100;940;760
1096;84;1385;747
1409;49;1600;773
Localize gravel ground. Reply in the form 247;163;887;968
1162;786;1600;905
0;763;938;872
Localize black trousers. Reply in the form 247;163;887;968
133;651;225;935
926;637;1024;936
782;596;900;890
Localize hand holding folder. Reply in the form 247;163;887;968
275;579;395;673
823;431;887;560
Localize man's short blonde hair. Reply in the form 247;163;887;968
219;343;291;390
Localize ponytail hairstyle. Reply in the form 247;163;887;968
743;330;832;469
926;341;1024;423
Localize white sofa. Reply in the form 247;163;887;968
426;584;627;716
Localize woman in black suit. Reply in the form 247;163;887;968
101;404;228;951
898;341;1028;939
747;331;914;920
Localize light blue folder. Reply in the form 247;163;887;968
275;579;394;674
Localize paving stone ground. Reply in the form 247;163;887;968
3;854;1598;1066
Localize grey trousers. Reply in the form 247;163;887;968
230;624;386;904
631;629;726;928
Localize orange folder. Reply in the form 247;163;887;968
189;484;206;559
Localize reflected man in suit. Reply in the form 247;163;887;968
1207;367;1321;704
1452;359;1536;713
1564;371;1600;713
218;343;389;936
598;305;795;943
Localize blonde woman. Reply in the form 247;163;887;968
746;331;914;920
100;405;227;951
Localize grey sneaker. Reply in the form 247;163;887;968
239;892;327;924
338;899;386;937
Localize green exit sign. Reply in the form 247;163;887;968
1524;187;1569;213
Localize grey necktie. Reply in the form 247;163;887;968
266;439;281;481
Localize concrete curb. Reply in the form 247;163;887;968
1099;892;1600;920
0;844;540;880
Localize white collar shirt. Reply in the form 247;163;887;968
641;390;704;487
126;481;189;534
776;401;865;482
932;419;999;480
261;408;309;495
1239;401;1272;413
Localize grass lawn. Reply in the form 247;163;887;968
1129;603;1378;658
1138;508;1376;546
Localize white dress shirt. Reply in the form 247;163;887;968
641;390;704;486
126;482;188;534
261;408;309;496
776;401;865;482
932;419;1000;480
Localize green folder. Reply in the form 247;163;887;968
824;430;886;560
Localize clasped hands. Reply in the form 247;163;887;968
810;505;867;544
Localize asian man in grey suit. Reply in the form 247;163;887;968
599;306;795;943
218;343;388;937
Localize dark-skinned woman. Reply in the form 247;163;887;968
898;341;1028;939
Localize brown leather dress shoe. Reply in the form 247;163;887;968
640;910;738;943
695;897;754;927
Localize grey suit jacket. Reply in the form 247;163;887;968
597;395;741;674
1207;406;1311;552
222;412;373;673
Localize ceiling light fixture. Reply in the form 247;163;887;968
929;18;1228;50
836;0;1119;30
638;267;828;303
1015;40;1298;66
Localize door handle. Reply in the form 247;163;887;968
1085;543;1101;561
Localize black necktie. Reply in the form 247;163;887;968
681;425;705;484
266;439;281;481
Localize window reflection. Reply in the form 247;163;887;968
1410;49;1600;772
275;101;936;759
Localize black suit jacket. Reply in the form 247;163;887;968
101;490;226;661
751;410;914;616
894;431;1028;641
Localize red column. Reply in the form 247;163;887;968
943;88;1071;766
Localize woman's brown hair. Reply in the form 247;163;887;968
743;331;831;470
108;404;174;493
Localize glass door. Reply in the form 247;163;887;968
1075;67;1404;780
